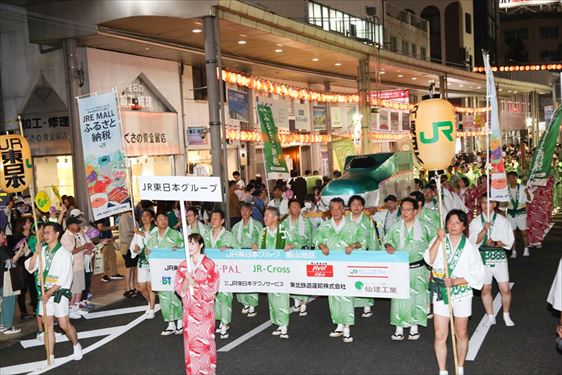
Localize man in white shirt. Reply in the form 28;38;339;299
61;217;94;319
25;222;83;363
233;171;245;190
506;171;532;258
372;194;400;241
268;186;289;217
469;195;516;328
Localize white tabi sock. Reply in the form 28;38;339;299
335;323;344;332
176;319;183;330
523;247;530;256
457;366;464;375
166;321;176;331
364;306;371;314
438;371;448;375
394;326;404;336
410;325;418;335
503;312;515;326
343;325;350;337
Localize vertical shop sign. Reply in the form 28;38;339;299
257;104;290;180
77;91;132;220
0;134;33;193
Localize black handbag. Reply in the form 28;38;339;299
9;264;25;291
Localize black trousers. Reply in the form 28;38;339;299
17;271;38;315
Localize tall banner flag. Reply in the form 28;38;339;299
528;106;562;186
77;90;132;220
256;103;290;180
0;134;33;193
483;51;509;202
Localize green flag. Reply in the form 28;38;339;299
257;104;290;180
528;106;562;187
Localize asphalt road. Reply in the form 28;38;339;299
1;216;561;375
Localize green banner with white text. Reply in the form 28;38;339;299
257;103;290;180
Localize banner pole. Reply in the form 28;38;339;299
179;200;193;295
17;115;51;366
114;88;137;226
436;175;459;375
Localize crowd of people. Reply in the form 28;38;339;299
0;143;561;373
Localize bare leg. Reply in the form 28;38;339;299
498;282;512;313
481;284;493;315
454;317;469;368
57;316;78;345
124;268;131;292
434;314;449;371
46;315;55;356
130;268;138;290
147;282;156;309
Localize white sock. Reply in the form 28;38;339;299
280;325;287;334
488;314;495;321
439;371;448;375
410;325;418;335
503;312;515;326
248;306;255;313
364;306;371;313
343;325;350;336
457;366;464;375
394;326;404;335
335;323;344;332
176;320;183;330
166;321;176;330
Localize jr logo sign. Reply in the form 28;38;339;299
420;121;454;144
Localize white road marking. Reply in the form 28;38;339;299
21;326;126;349
218;297;317;352
83;305;153;319
0;305;160;375
544;223;554;237
466;282;514;361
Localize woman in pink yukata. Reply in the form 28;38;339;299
174;233;220;375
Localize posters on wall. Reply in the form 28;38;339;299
293;101;311;130
77;90;132;220
313;105;326;130
187;127;209;146
227;89;250;122
331;106;343;128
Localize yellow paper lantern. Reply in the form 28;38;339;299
410;99;457;171
0;134;33;193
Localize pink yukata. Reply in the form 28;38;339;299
527;176;554;247
174;256;220;375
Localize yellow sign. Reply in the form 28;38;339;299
51;185;62;203
0;135;33;193
410;99;457;171
35;191;51;213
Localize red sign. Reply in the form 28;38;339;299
306;263;334;277
370;89;410;101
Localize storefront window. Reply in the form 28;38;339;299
129;155;174;200
34;156;74;202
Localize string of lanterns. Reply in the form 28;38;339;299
224;128;331;144
222;69;490;114
473;63;562;73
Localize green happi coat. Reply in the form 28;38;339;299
419;207;439;238
281;215;313;303
147;227;184;322
350;213;381;309
313;217;364;325
232;218;263;308
185;221;208;237
259;226;290;327
204;228;240;325
385;218;432;328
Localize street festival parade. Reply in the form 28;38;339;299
1;1;562;375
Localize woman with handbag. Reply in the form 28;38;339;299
0;228;24;334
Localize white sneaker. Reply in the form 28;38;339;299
510;250;517;259
247;306;257;318
73;343;83;361
3;327;21;335
145;309;155;319
69;310;82;319
44;355;55;367
484;316;496;327
523;248;530;256
36;332;44;341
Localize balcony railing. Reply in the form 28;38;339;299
385;2;429;32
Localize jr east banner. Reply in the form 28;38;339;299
528;106;562;186
483;51;509;202
149;248;410;299
77;90;132;220
256;104;290;180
